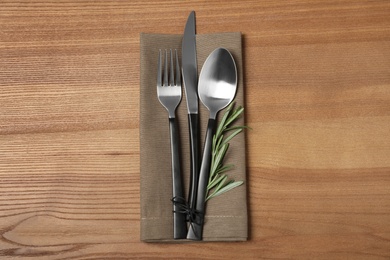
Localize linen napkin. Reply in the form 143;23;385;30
140;32;247;242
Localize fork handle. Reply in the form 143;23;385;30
169;117;187;239
187;113;199;211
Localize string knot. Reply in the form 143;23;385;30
171;196;204;238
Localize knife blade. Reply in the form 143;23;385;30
182;11;199;215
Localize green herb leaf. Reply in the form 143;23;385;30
208;173;227;190
206;181;244;201
215;164;234;176
210;143;229;175
221;128;242;147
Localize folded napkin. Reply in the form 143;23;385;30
140;32;247;242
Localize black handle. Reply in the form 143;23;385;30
187;118;216;240
169;117;187;239
187;113;199;211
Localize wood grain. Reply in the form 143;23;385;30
1;0;389;259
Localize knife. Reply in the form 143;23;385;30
182;11;199;217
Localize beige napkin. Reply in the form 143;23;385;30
140;32;247;242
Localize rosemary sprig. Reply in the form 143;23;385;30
206;102;247;201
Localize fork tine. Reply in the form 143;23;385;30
157;49;162;87
169;49;174;86
164;49;168;86
174;49;181;87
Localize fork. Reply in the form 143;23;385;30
157;49;187;239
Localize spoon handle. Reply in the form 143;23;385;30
187;118;216;240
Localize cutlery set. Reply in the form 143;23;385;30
157;11;237;241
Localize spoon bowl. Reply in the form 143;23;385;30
198;48;237;118
187;48;237;240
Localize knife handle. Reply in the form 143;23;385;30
187;118;216;240
169;117;187;239
188;113;199;211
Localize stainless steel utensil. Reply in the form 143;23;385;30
187;48;238;240
157;49;187;239
182;11;200;215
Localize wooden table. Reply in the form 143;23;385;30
1;1;389;259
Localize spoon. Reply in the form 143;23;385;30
187;47;237;240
